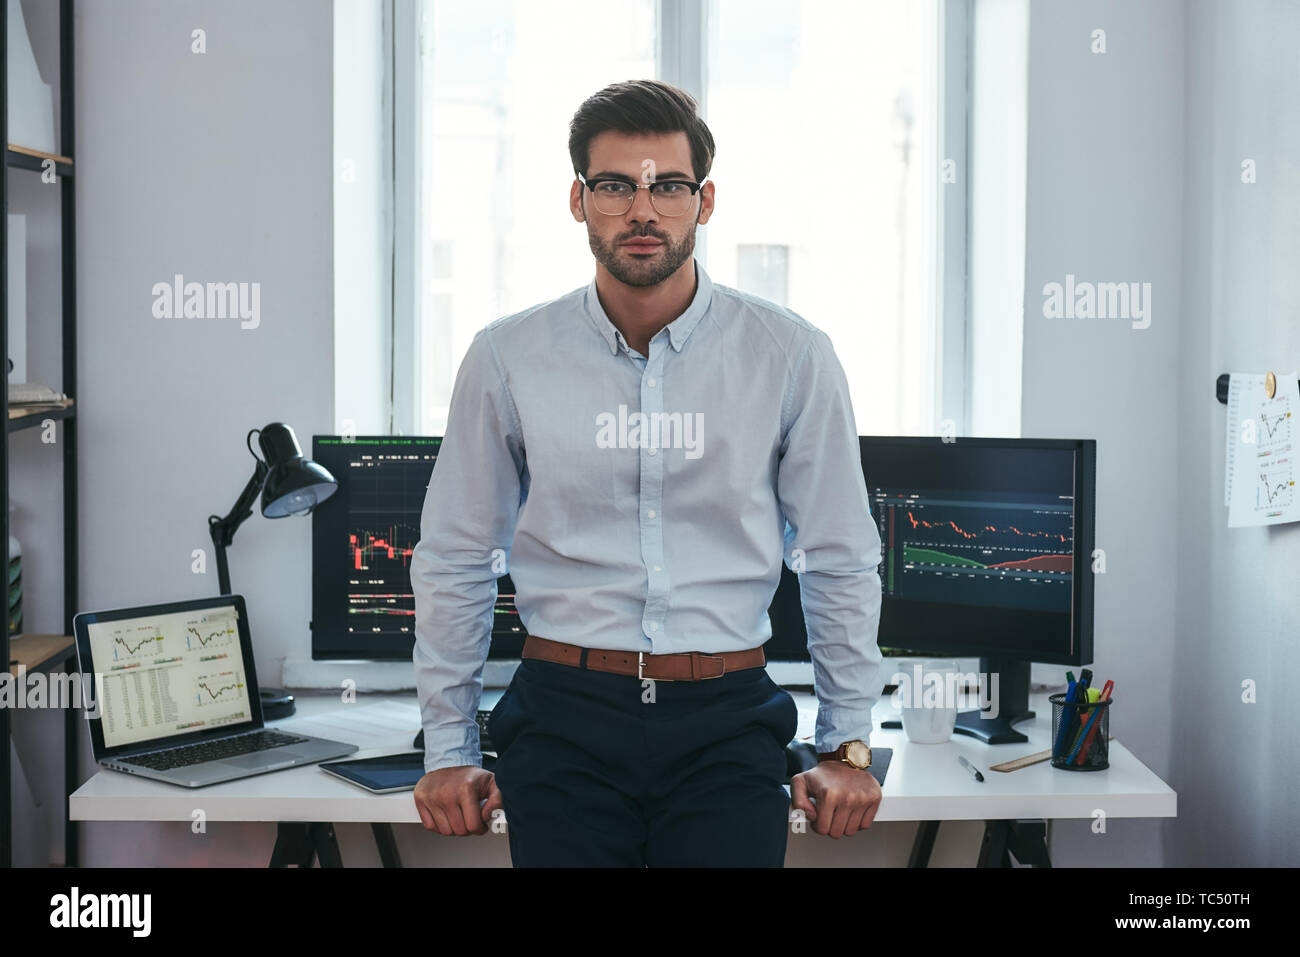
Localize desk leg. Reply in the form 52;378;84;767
978;819;1051;867
314;823;344;867
978;820;1011;866
269;822;344;868
908;821;941;868
370;823;402;868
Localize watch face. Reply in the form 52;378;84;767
846;741;871;768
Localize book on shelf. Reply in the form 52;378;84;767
6;382;73;416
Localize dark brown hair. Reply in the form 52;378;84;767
568;80;716;182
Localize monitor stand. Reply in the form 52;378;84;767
952;657;1034;744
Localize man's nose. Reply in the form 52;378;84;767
626;185;658;224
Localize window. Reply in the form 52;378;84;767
736;244;789;307
705;0;942;434
349;0;969;437
412;0;656;434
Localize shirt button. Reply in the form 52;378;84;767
654;565;662;572
648;447;657;456
647;378;657;387
647;509;656;519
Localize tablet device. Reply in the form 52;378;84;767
319;751;426;793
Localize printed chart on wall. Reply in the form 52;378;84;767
1225;371;1300;527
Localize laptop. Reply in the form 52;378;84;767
73;594;357;787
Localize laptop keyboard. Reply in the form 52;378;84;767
120;730;311;771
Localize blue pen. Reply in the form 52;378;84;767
1068;706;1098;763
1053;679;1078;759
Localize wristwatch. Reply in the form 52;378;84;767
817;739;872;770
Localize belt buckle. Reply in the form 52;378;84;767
638;652;645;681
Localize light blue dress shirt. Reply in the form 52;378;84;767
411;259;883;773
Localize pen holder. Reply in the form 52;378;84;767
1049;692;1111;771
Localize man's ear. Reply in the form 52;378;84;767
570;179;585;222
695;180;715;226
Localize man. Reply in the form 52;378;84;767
411;79;883;867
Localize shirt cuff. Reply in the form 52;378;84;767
420;723;484;774
814;707;875;754
422;749;484;775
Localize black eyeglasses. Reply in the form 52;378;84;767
578;172;706;217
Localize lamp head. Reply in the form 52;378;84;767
257;423;337;518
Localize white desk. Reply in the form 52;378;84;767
70;689;1176;866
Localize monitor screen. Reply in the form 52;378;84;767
766;437;1095;666
310;436;526;659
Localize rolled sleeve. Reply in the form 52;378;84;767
411;328;525;773
776;329;884;753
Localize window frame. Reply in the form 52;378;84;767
939;0;972;436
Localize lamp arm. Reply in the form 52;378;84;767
207;461;269;594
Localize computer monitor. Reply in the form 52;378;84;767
766;436;1096;743
310;436;526;660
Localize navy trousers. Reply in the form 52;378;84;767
487;656;799;867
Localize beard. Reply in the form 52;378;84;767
587;218;698;288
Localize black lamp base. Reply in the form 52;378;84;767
261;687;296;720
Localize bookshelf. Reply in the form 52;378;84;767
2;0;79;868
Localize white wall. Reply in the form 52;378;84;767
69;0;334;865
1020;0;1186;865
1171;0;1300;866
1020;0;1300;869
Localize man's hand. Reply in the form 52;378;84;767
413;765;503;836
790;761;882;839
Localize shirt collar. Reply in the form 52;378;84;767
584;259;714;356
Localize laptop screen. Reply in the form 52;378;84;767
84;602;254;749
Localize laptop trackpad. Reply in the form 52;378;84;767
227;750;298;770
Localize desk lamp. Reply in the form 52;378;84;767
207;422;337;717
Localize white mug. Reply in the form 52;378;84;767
900;659;959;744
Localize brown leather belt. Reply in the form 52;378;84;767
522;635;765;681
